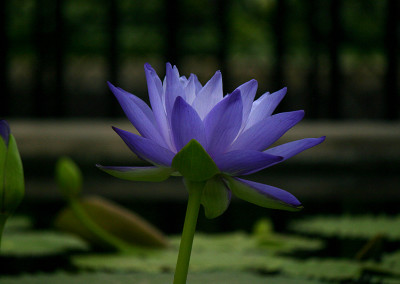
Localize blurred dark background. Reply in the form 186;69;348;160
1;0;399;119
1;0;399;233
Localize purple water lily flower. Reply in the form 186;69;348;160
98;63;325;218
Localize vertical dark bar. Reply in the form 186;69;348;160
384;0;399;120
164;0;179;65
216;0;230;92
328;0;342;119
107;0;120;116
272;0;287;107
32;0;46;117
306;0;320;119
0;0;9;116
55;0;65;117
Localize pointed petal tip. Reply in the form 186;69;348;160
107;81;115;89
228;88;242;101
174;95;185;105
111;126;124;136
294;109;306;120
225;177;303;212
248;79;258;86
0;119;10;145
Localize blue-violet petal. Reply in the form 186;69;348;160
245;87;287;130
171;96;207;152
264;136;326;162
113;127;175;167
192;71;223;119
229;110;305;152
224;177;303;211
0;120;10;146
204;89;243;157
108;82;168;148
214;150;283;176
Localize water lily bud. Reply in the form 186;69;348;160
55;157;82;199
0;120;25;216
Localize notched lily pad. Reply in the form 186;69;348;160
289;215;400;240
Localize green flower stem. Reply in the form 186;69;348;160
67;197;136;253
0;214;8;250
173;180;205;284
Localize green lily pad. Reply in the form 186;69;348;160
2;216;32;233
72;232;323;273
1;231;89;256
282;258;362;281
289;215;400;240
0;271;325;284
374;250;400;276
253;219;324;253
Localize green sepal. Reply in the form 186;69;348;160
172;139;220;181
223;176;303;212
0;135;25;215
55;157;82;199
201;176;230;219
97;165;173;182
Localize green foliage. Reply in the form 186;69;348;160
98;166;173;182
1;231;88;256
289;215;400;240
1;216;32;233
55;157;83;199
54;196;168;249
0;271;325;284
201;177;230;219
0;134;25;216
1;215;88;256
72;232;323;273
253;219;324;253
283;258;362;281
2;216;400;282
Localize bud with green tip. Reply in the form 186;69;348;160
55;156;82;199
0;120;25;216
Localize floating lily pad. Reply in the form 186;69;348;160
72;233;322;274
253;219;324;253
283;258;362;281
2;216;32;233
72;234;284;273
0;271;325;284
289;215;400;240
1;231;89;256
375;250;400;276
